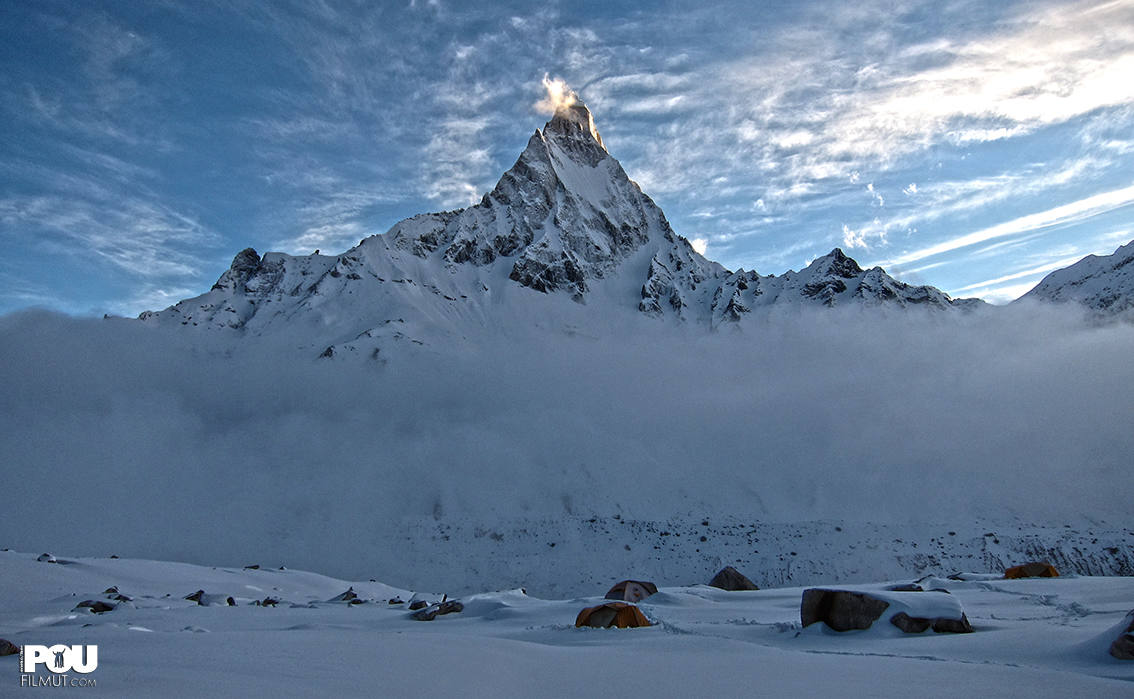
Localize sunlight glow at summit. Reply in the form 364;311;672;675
1;0;1133;315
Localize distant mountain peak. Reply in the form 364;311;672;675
1019;239;1134;316
806;248;863;278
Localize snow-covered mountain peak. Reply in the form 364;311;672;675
803;248;864;278
138;104;990;348
211;247;262;292
380;100;703;303
544;101;606;153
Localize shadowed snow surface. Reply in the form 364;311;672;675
1;551;1132;697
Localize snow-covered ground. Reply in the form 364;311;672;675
1;549;1131;696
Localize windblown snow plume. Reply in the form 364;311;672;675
534;74;578;114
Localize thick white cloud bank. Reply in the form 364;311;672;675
2;307;1131;586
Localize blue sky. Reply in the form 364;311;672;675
2;0;1133;316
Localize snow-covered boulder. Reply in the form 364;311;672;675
802;587;971;634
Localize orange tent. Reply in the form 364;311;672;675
1005;562;1059;579
605;580;658;602
575;602;651;629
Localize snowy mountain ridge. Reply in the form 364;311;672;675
139;101;985;355
1018;239;1134;317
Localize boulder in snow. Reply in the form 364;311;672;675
75;600;115;614
328;587;358;602
1110;610;1134;660
890;610;972;634
889;612;931;633
804;587;972;634
708;566;759;591
412;598;463;621
412;605;440;621
801;589;890;631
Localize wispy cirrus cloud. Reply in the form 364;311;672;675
0;191;219;280
844;155;1115;251
947;226;1133;302
269;170;408;254
772;0;1134;165
557;0;1134;280
878;182;1134;268
0;148;222;312
3;0;1134;314
951;255;1087;294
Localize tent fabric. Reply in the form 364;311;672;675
604;580;658;602
575;602;651;628
1005;562;1059;579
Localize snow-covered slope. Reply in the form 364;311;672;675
137;102;980;355
1018;240;1134;317
2;549;1132;697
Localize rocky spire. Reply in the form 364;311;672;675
544;101;606;152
